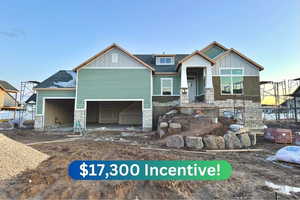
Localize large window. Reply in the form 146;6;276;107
161;78;173;95
156;57;175;65
220;68;244;95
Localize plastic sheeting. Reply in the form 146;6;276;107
275;146;300;165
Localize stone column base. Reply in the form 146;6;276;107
143;109;153;131
34;115;44;131
180;88;189;105
74;109;86;132
205;88;214;104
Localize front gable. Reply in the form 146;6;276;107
74;44;154;71
181;54;213;67
213;51;260;76
83;47;150;69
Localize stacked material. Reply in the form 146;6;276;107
0;134;49;180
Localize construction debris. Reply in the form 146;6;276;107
0;133;49;180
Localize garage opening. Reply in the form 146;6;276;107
44;99;74;129
86;101;142;131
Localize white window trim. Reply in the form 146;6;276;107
156;57;175;65
220;67;244;95
161;78;173;96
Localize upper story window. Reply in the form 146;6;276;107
112;53;118;63
161;78;173;96
220;68;244;95
156;56;175;65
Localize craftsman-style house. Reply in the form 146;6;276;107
34;42;264;131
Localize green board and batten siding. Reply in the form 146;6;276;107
76;68;152;109
36;90;76;115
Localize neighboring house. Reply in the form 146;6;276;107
34;42;264;131
0;80;19;111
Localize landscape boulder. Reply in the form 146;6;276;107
185;136;204;150
238;133;251;148
157;122;169;138
215;136;225;149
203;135;218;150
168;123;182;134
166;135;184;148
224;133;242;149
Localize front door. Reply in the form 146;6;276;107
188;79;196;103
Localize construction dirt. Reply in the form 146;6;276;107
0;134;49;180
0;129;300;200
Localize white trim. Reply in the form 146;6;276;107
150;72;153;109
41;97;75;129
35;91;39;115
160;78;173;96
75;71;79;109
84;99;146;129
84;99;145;111
83;67;147;69
212;75;259;77
156;56;175;65
219;68;244;95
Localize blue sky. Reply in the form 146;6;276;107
0;0;299;89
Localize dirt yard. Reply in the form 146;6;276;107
0;129;300;200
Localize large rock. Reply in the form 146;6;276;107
203;135;218;150
249;133;256;146
157;122;168;138
185;136;204;150
224;133;242;149
168;123;182;134
215;136;225;149
238;133;251;148
166;135;184;148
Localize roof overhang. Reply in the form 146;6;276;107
176;50;215;70
73;43;155;72
34;88;76;91
214;48;264;71
200;41;229;53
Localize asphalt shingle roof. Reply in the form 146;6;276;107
0;80;18;92
134;54;189;72
35;70;76;89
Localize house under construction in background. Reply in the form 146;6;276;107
0;80;20;121
260;77;300;122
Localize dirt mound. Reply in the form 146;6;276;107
0;133;49;180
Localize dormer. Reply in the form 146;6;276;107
155;55;175;65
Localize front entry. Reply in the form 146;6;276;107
188;78;196;103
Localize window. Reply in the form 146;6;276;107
112;53;118;63
161;78;173;95
220;68;244;95
156;57;174;65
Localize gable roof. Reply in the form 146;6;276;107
35;70;76;89
215;48;264;71
0;80;18;92
200;41;228;53
176;50;216;70
73;43;155;71
135;54;189;73
25;94;36;104
290;86;300;97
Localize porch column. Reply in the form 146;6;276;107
180;65;189;105
205;66;214;104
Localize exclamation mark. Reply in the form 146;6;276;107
217;164;220;176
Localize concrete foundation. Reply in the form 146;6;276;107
34;115;44;131
143;109;152;131
205;88;214;104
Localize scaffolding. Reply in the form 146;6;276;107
18;81;39;125
260;78;300;121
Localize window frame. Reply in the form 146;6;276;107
156;56;175;65
219;67;244;95
160;78;173;96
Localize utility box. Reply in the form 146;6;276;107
264;128;293;144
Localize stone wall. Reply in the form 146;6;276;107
215;99;264;129
74;109;86;132
205;88;214;104
34;115;44;131
143;109;153;131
